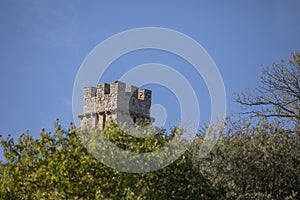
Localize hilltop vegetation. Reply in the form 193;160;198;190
0;52;299;199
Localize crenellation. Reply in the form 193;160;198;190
97;83;110;95
84;87;96;98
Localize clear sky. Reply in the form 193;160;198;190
0;0;299;148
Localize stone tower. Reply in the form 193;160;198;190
78;81;152;130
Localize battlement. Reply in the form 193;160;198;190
80;81;153;129
83;81;152;101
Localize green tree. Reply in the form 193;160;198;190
197;117;300;199
0;123;219;199
0;126;126;199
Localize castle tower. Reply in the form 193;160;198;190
78;81;153;130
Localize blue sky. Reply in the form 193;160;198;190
0;0;299;147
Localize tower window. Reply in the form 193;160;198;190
133;116;136;123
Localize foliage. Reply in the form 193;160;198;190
0;127;116;199
1;118;299;199
0;124;219;199
197;117;300;199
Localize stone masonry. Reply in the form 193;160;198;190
78;81;153;129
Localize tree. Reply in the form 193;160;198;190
192;52;300;199
0;123;219;199
0;127;117;199
197;117;300;199
202;52;300;199
234;52;300;129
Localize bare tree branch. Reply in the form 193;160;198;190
234;52;300;124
